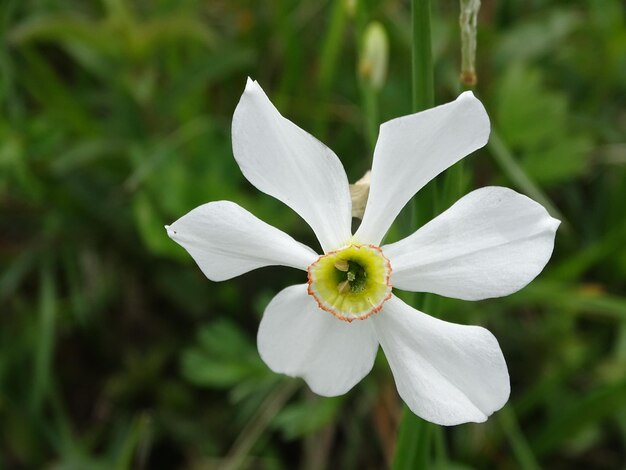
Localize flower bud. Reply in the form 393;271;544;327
344;0;357;17
358;22;389;91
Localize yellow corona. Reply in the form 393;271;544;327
307;244;392;321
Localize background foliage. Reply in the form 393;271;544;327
2;0;626;468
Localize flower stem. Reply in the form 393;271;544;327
392;411;432;470
406;0;436;233
399;0;436;240
315;0;347;139
411;0;434;112
393;0;435;467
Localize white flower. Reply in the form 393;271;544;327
166;78;559;426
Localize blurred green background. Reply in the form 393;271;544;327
2;0;626;468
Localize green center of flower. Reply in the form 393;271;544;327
307;244;392;322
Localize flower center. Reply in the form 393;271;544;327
307;244;392;322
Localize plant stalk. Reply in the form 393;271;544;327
393;0;435;467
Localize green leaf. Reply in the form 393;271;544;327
180;320;267;389
496;65;567;149
495;63;591;184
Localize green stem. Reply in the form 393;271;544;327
315;0;347;139
399;0;436;238
411;0;434;112
393;1;435;467
392;411;432;470
406;0;436;230
275;0;303;110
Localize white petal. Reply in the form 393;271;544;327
384;187;560;300
166;201;318;281
258;284;378;396
355;92;490;245
232;79;352;252
373;296;509;426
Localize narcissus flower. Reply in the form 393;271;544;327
167;79;559;426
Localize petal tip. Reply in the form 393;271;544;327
165;224;177;239
456;90;487;116
460;90;491;143
245;76;259;93
458;90;477;101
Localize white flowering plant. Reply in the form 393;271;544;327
167;78;559;426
